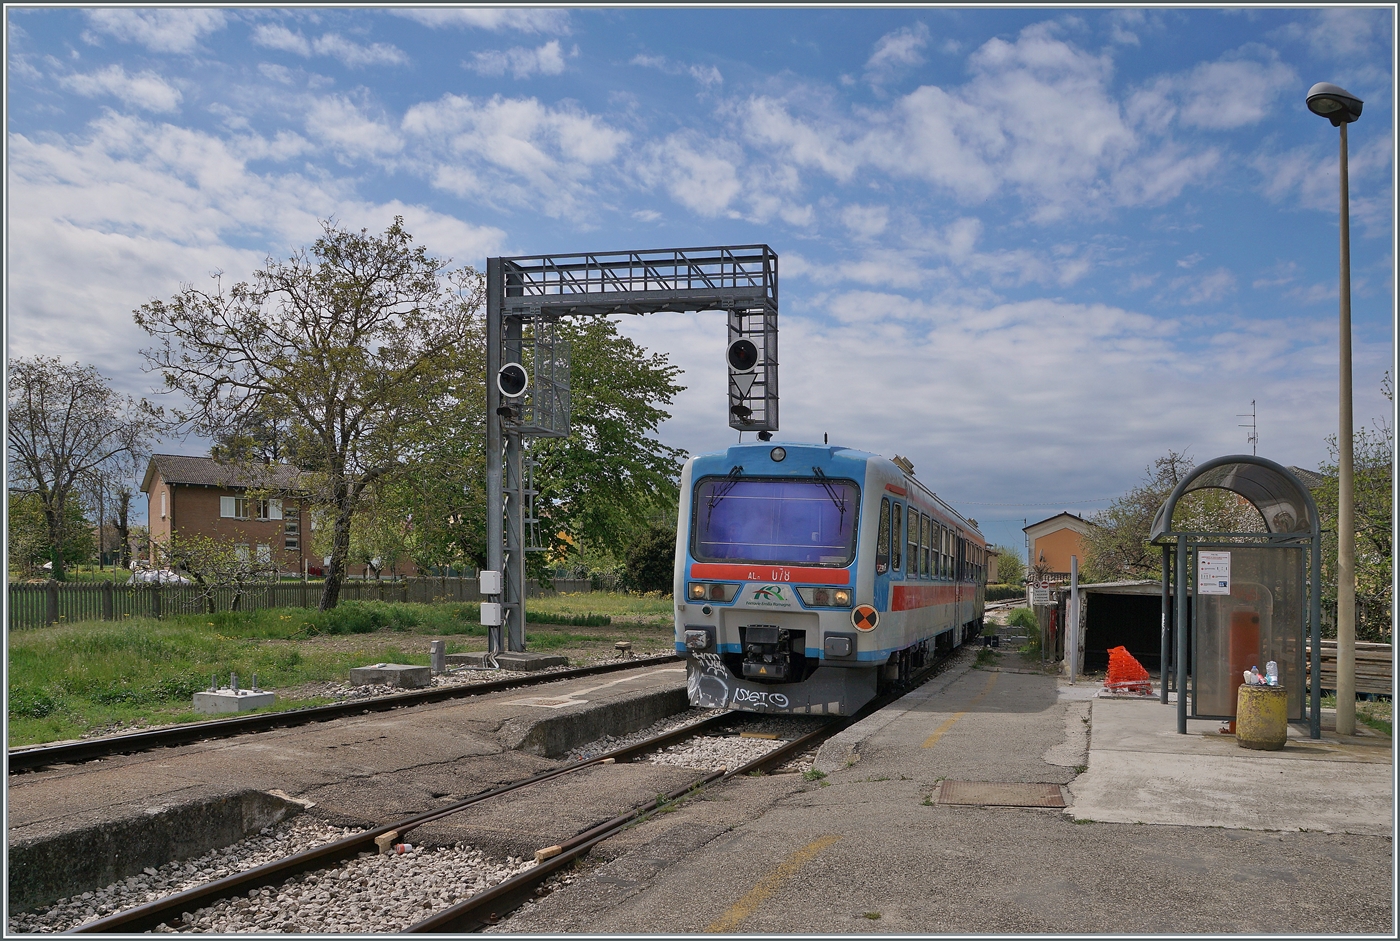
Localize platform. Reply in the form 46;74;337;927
7;663;686;911
1068;691;1392;835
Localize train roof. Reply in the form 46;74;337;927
685;442;984;539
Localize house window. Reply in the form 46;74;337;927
221;496;249;519
160;491;168;519
284;505;300;550
256;544;272;564
235;544;250;563
257;499;282;521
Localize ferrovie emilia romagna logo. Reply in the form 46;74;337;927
748;585;795;608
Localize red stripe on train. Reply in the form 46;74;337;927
890;584;963;611
689;563;851;585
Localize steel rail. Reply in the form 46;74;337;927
63;710;735;934
11;655;680;774
405;653;958;933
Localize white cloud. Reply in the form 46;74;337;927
391;9;569;34
59;66;183;113
83;9;226;54
866;23;929;81
840;204;889;239
468;40;568;79
735;23;1215;219
612;290;1354;508
630;54;723;86
634;133;743;218
1169;267;1236;305
305;96;404;159
403;93;627;217
6;114;505;401
1176;55;1297;129
253;25;407;68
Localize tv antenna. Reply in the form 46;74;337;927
1237;400;1258;455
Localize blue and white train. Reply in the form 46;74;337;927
673;442;987;716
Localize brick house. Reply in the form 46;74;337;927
141;454;308;575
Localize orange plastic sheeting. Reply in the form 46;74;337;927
1226;608;1262;716
1106;645;1152;694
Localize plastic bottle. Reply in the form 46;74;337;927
1243;669;1254;686
1265;661;1279;687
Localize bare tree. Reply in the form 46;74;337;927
6;357;156;580
135;217;482;609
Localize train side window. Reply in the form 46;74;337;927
876;498;890;574
938;525;948;579
891;503;903;572
906;506;918;577
920;514;931;578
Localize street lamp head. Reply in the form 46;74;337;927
1306;82;1363;126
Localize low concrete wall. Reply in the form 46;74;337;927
8;789;304;912
502;686;691;758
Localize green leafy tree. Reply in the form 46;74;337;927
1315;378;1392;642
990;545;1025;585
7;492;94;577
156;533;271;613
135;218;483;610
529;317;686;573
1083;450;1264;583
6;357;156;580
624;521;679;595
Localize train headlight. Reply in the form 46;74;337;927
796;586;853;607
770;446;786;462
687;582;737;603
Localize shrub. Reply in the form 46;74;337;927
624;523;676;595
1008;607;1038;630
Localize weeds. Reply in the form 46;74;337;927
803;768;827;782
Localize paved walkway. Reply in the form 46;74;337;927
497;651;1394;935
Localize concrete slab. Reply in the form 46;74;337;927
348;663;431;688
1068;695;1393;835
191;689;276;714
495;652;569;671
8;664;688;907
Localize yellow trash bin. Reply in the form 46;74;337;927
1237;685;1288;750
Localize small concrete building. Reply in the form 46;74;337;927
1023;512;1096;581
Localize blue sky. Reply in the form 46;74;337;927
6;6;1395;554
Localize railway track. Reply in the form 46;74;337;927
8;655;680;774
57;648;960;935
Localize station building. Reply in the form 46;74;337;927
1022;512;1097;582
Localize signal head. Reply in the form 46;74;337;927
727;338;759;373
497;363;529;398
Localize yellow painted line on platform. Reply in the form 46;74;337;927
922;671;999;748
705;834;841;932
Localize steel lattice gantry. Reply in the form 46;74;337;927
484;245;779;652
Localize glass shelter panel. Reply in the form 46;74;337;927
1193;546;1305;720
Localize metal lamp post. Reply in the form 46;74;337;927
1305;81;1363;736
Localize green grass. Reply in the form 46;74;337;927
7;593;676;747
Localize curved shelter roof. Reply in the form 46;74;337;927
1150;454;1319;541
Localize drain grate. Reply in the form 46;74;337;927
935;781;1066;807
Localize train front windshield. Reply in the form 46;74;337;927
691;476;859;566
